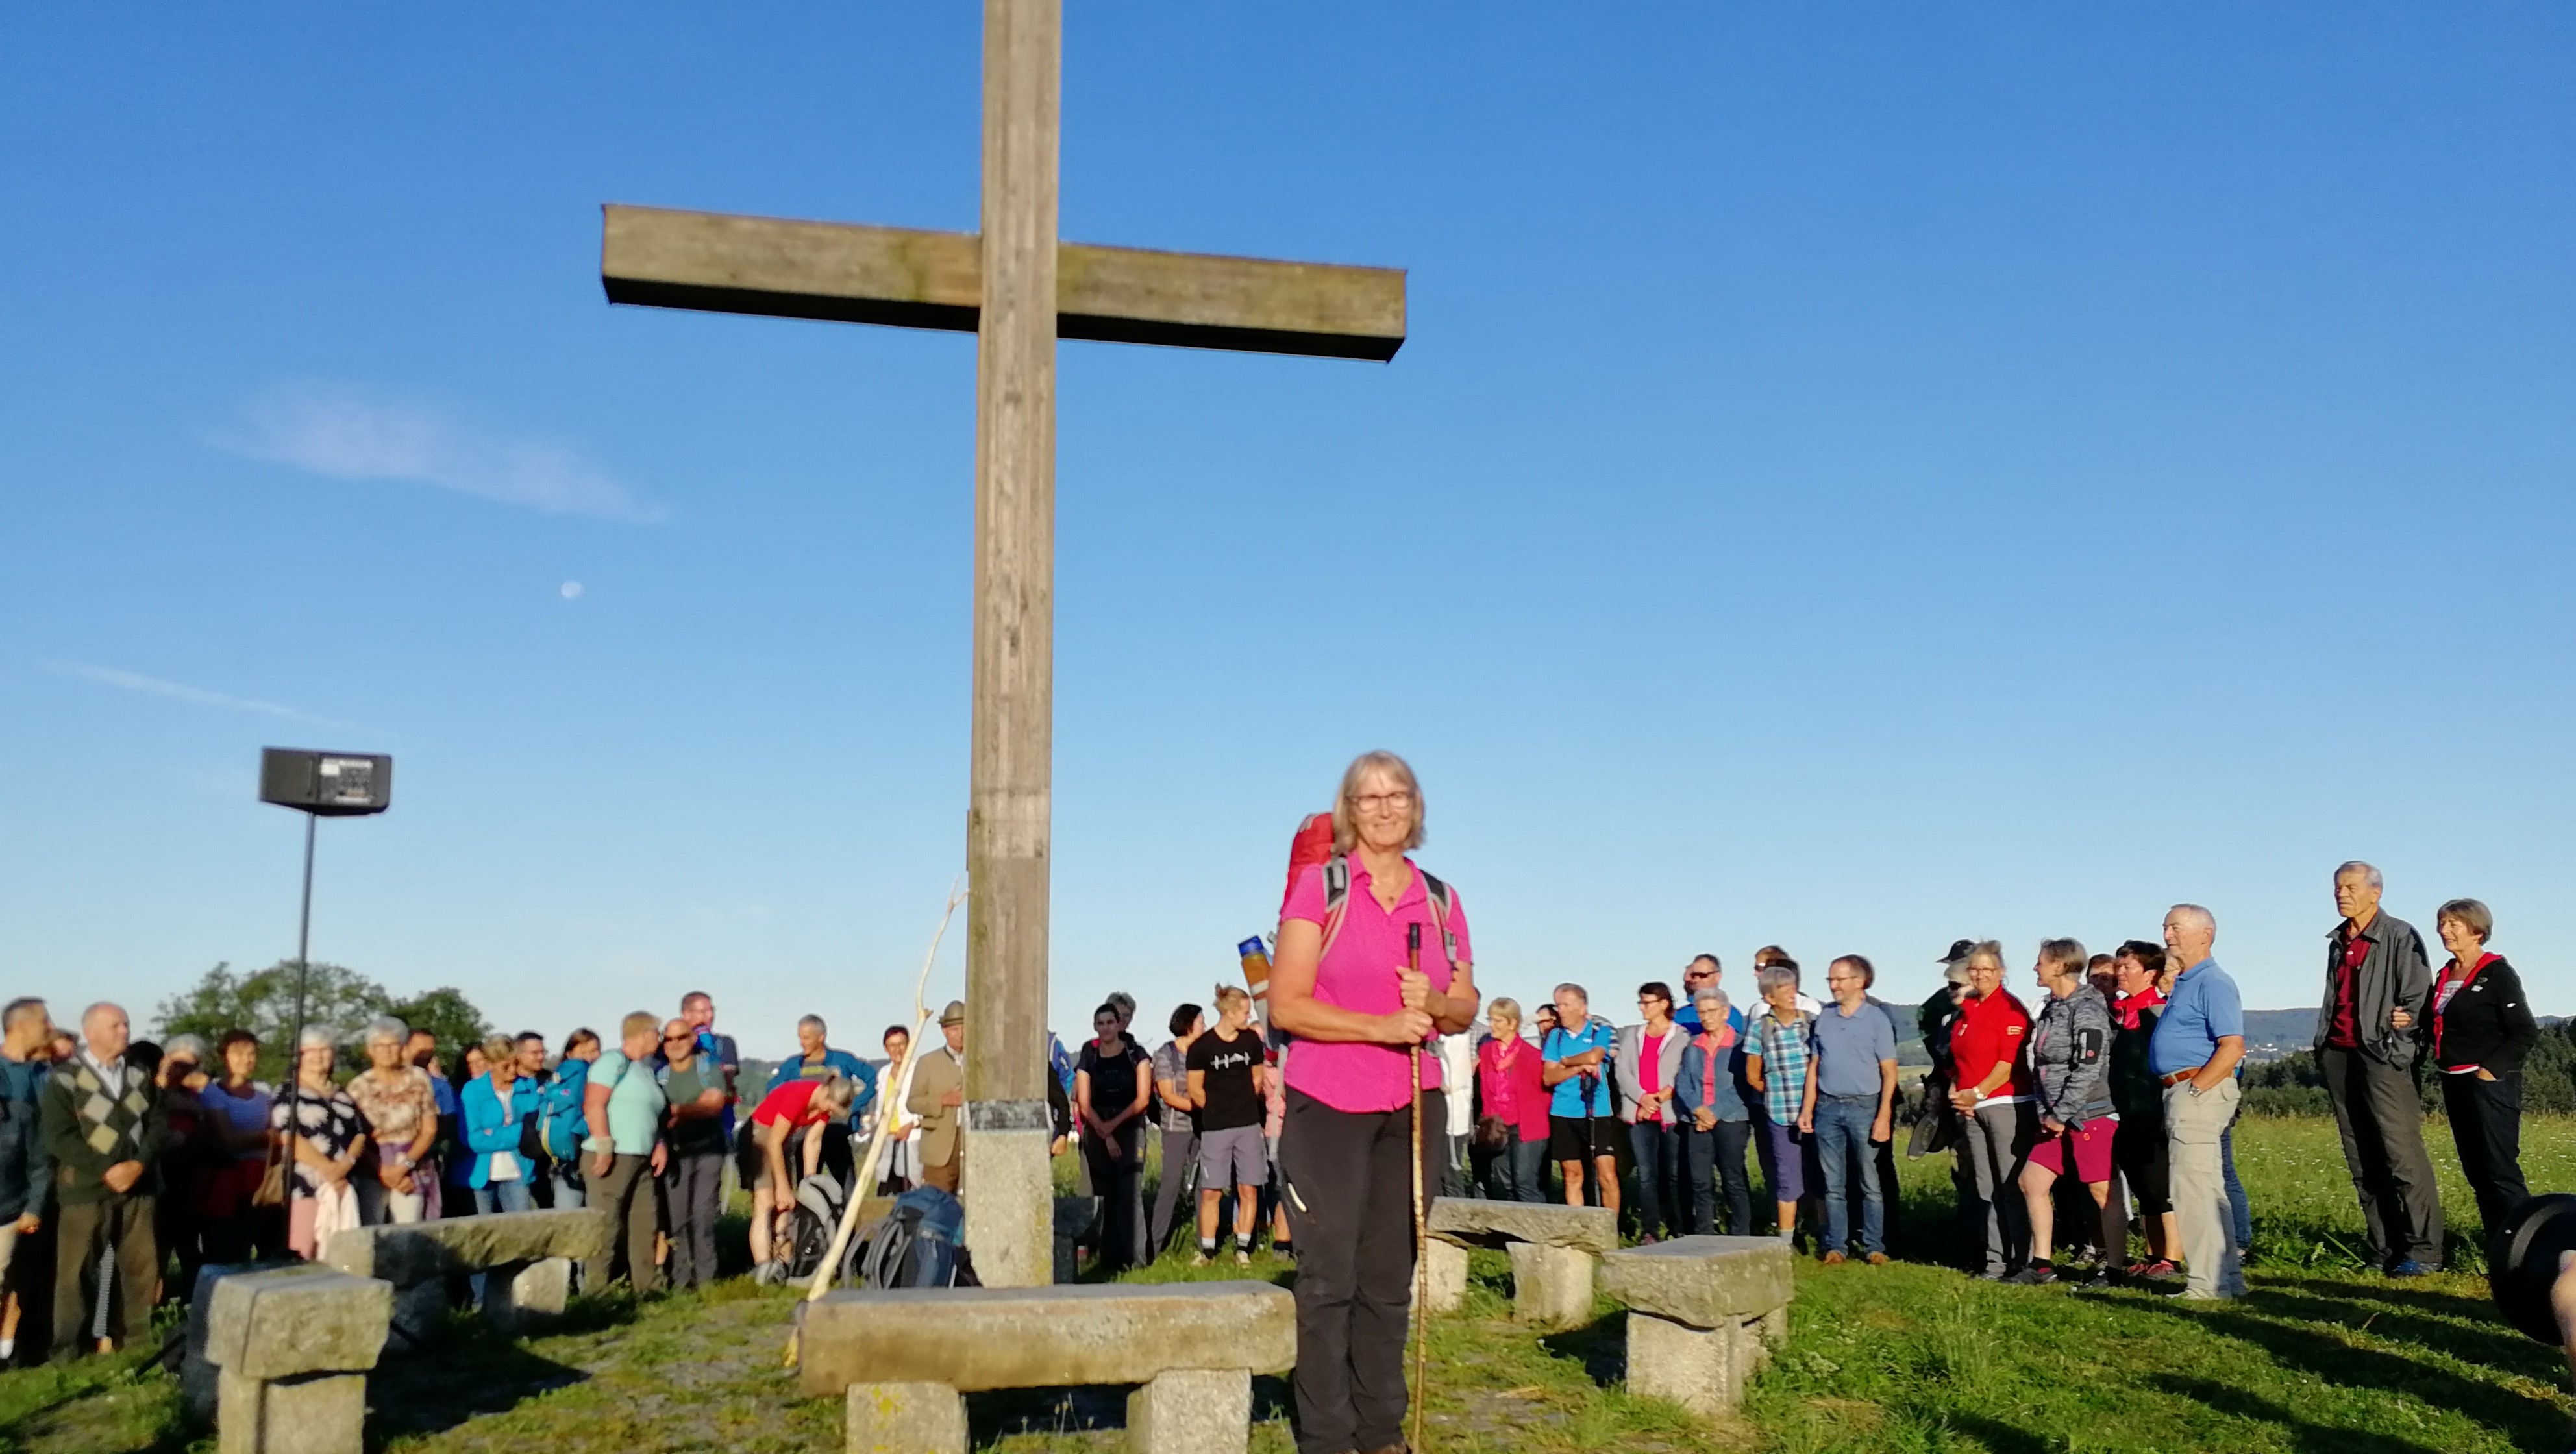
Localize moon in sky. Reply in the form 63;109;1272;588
560;581;584;600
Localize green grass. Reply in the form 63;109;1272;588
6;1115;2572;1454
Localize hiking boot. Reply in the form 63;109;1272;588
1864;1252;1890;1266
1820;1250;1846;1266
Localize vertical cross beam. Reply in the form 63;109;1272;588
961;0;1060;1287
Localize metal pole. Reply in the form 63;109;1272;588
1407;922;1431;1453
279;813;316;1209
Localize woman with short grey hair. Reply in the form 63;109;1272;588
345;1015;439;1227
2430;898;2539;1247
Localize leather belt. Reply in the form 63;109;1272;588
2159;1066;2203;1087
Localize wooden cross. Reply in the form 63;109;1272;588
597;0;1404;1285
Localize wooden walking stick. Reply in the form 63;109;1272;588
1407;920;1432;1453
784;877;967;1370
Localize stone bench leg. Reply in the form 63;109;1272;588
1127;1367;1251;1454
1507;1242;1594;1328
1421;1237;1467;1314
845;1381;967;1454
218;1369;367;1454
482;1257;573;1333
1625;1311;1776;1419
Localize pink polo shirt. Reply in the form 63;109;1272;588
1281;856;1474;1114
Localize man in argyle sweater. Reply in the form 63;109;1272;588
40;1002;164;1362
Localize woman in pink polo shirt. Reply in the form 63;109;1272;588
1270;750;1480;1454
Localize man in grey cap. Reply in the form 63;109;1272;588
1914;941;1978;1259
906;1001;968;1196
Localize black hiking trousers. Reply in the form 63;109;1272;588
1278;1085;1443;1454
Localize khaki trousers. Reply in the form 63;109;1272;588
2165;1078;2245;1298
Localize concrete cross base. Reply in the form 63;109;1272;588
1624;1311;1777;1418
1126;1368;1252;1454
960;1122;1053;1288
845;1381;969;1454
482;1257;573;1333
1507;1242;1595;1328
1421;1237;1468;1313
217;1369;368;1454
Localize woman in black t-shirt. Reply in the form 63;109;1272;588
1076;1003;1153;1272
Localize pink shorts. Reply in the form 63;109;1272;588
2025;1116;2116;1184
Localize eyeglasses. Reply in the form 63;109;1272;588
1354;792;1415;813
663;1033;693;1042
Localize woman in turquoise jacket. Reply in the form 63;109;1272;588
460;1033;543;1213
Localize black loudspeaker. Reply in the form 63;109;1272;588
2491;1192;2576;1344
258;748;394;817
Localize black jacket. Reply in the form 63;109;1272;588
2316;911;2432;1066
2429;955;2540;1078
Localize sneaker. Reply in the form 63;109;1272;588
1820;1251;1846;1266
1276;1244;1296;1263
2386;1259;2431;1278
2007;1264;2057;1286
1974;1269;2007;1282
2081;1265;2115;1289
1190;1252;1213;1268
1237;1250;1252;1268
2126;1259;2179;1279
1864;1252;1890;1266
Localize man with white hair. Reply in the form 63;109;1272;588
40;1002;165;1361
2151;906;2246;1299
2319;860;2442;1275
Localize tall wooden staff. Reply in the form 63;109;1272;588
786;878;967;1368
1406;920;1431;1452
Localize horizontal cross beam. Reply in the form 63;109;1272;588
600;204;1404;362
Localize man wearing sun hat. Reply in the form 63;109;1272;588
906;1001;968;1196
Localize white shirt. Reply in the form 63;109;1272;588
82;1051;127;1099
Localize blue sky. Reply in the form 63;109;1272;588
5;5;2571;1059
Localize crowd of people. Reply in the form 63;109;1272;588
0;990;993;1364
0;732;2542;1454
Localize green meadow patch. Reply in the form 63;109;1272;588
5;1115;2570;1454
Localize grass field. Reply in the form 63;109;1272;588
5;1115;2570;1454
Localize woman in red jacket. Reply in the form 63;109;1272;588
1474;998;1551;1201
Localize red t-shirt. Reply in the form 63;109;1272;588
1950;989;2033;1103
751;1079;830;1129
2329;929;2370;1048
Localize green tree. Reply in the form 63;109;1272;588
384;987;491;1066
155;961;491;1081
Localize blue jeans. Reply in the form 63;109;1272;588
1628;1120;1683;1238
1475;1138;1547;1201
473;1178;536;1215
1813;1095;1885;1255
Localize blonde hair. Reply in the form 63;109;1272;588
480;1033;517;1067
1487;996;1522;1031
1212;985;1250;1011
620;1011;658;1042
1331;750;1426;854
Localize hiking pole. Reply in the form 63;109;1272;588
1406;921;1431;1454
785;877;966;1370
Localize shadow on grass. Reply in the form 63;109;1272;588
963;1375;1292;1443
1536;1311;1625;1390
2133;1293;2567;1449
2149;1376;2453;1454
0;1351;188;1454
365;1293;643;1444
2240;1287;2560;1384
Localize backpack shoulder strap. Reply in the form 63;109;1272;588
1417;869;1459;968
1318;854;1354;957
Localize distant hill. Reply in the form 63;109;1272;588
2242;1009;2315;1062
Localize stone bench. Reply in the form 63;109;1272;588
203;1264;391;1454
799;1281;1294;1454
1597;1236;1792;1418
323;1207;612;1339
1421;1198;1618;1329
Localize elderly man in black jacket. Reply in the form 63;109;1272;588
2319;861;2442;1275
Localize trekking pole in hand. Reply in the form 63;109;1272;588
1406;921;1431;1453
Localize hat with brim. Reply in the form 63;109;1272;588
938;1000;967;1027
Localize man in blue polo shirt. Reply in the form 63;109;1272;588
2150;903;2246;1300
1542;983;1622;1216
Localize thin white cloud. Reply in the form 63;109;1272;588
58;663;349;729
223;382;662;523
